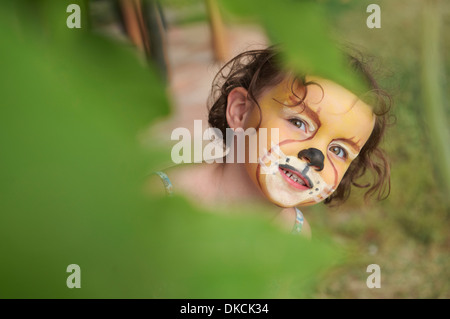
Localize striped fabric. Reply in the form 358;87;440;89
291;207;304;234
154;171;173;196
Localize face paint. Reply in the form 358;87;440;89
258;144;335;206
243;75;376;207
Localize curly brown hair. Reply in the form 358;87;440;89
207;46;392;205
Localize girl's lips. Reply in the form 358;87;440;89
278;166;311;190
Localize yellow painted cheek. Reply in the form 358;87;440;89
321;164;337;186
330;159;351;185
245;108;262;129
260;119;286;148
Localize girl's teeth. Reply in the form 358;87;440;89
282;169;307;186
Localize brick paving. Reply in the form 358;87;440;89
147;22;268;142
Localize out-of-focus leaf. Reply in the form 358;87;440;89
0;0;341;298
220;0;367;95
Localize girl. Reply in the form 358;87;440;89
150;47;391;237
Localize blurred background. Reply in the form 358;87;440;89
0;0;448;298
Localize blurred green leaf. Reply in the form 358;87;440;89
0;0;341;298
220;0;367;95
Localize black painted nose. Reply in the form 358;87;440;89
298;148;325;171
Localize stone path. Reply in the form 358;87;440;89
147;22;268;142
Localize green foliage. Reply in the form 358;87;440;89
421;0;450;200
0;1;340;298
2;0;447;300
220;0;367;95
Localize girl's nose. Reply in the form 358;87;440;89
298;148;325;171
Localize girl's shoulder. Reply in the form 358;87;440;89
152;171;173;196
146;164;183;196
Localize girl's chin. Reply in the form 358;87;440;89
258;171;332;207
267;195;325;207
262;190;310;207
260;180;329;207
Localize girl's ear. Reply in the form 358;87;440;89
226;87;253;129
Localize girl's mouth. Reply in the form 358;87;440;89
278;164;312;190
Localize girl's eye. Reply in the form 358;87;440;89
288;118;307;132
329;146;347;159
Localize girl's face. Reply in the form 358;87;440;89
244;76;376;207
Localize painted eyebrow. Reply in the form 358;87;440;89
292;101;321;129
273;94;322;129
332;138;362;153
283;98;362;153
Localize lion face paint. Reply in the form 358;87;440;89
243;76;376;207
